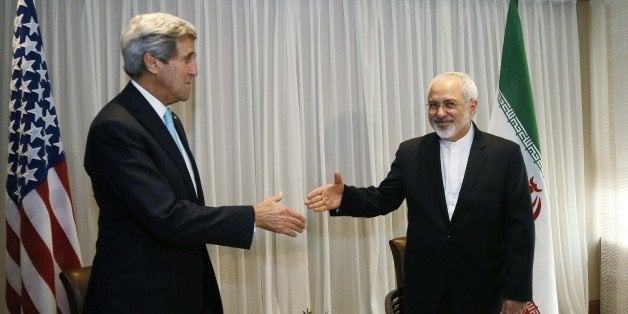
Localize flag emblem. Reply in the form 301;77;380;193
529;177;542;220
525;301;541;314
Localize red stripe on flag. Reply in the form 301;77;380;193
6;221;20;263
35;177;81;269
20;285;38;314
19;205;56;293
5;280;21;313
55;159;74;203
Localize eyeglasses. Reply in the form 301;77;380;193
425;100;470;113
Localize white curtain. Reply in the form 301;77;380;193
589;0;628;313
0;0;588;313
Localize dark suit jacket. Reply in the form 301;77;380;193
83;83;254;313
335;126;534;313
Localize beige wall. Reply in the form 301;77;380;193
577;0;600;303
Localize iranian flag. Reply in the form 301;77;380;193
488;0;559;313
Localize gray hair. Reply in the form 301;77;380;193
120;13;197;78
428;72;479;102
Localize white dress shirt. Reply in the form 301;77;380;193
439;126;474;220
131;80;198;195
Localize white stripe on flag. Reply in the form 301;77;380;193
22;191;54;249
6;197;20;237
20;244;56;313
47;166;82;255
6;255;22;298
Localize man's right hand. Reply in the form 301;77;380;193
254;192;306;237
304;172;344;212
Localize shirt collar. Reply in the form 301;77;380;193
440;123;475;151
131;79;168;122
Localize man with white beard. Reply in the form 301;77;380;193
305;72;535;313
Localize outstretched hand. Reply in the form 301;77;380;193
304;172;344;212
254;192;306;237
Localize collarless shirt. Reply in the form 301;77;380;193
439;125;474;220
131;80;198;196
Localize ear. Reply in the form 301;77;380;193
143;53;159;74
468;99;478;117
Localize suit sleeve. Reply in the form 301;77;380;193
85;118;254;249
502;145;535;301
333;143;407;218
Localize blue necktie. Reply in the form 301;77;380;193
164;107;183;151
163;107;199;195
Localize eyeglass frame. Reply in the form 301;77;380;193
425;99;474;113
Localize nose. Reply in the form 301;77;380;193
190;60;198;77
435;105;449;117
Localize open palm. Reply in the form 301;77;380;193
304;172;344;212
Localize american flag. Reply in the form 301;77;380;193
6;0;82;312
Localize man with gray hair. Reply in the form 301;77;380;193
305;72;535;313
84;13;306;313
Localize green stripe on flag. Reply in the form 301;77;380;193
499;0;540;153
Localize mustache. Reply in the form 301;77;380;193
432;116;454;123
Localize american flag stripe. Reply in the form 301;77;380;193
46;164;82;265
19;282;36;314
5;241;21;293
5;278;20;312
21;195;56;291
6;203;21;261
6;202;22;312
20;244;56;312
6;0;82;312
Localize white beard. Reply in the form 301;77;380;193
434;123;456;139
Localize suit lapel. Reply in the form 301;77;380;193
172;113;205;203
120;83;200;201
451;125;487;222
422;133;450;222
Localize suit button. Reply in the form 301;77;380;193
446;234;451;239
